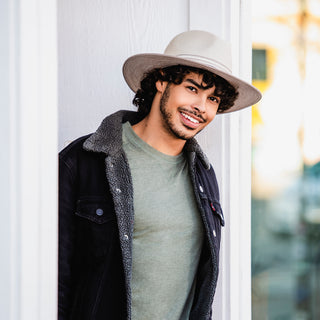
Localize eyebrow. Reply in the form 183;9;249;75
185;78;203;89
185;78;218;95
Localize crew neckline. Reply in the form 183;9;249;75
122;121;185;164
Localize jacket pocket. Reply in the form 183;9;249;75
75;196;117;260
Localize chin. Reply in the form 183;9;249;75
170;126;200;141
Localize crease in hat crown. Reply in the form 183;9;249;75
164;30;232;74
122;30;262;113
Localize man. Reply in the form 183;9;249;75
59;30;261;319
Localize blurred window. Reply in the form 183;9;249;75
251;0;320;319
252;49;267;80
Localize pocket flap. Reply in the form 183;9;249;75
210;201;225;226
75;198;115;224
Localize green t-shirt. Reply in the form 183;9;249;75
122;122;204;320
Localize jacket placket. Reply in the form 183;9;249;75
187;151;218;319
104;151;134;319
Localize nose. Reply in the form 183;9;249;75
191;95;206;113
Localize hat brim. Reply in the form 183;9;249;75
123;53;262;114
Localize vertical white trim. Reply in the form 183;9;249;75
37;1;59;318
4;0;58;319
238;1;253;319
189;0;253;319
225;1;253;319
8;0;21;318
228;3;241;320
20;0;58;318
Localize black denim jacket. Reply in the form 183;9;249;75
59;110;224;320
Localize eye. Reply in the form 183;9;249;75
187;86;197;92
209;96;220;104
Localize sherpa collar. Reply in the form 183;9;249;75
83;110;211;170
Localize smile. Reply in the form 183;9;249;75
180;112;200;124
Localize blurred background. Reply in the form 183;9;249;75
251;0;320;319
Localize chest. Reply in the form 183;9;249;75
129;156;202;235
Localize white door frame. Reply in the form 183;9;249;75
1;0;58;319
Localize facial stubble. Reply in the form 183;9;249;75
159;85;204;141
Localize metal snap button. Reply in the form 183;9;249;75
96;208;104;216
124;234;129;241
199;185;204;192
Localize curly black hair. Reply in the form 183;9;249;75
132;65;238;117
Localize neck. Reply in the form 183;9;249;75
132;95;186;156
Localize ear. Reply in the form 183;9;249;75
155;80;167;93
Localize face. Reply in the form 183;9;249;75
158;72;220;140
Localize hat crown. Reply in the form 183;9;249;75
164;30;232;74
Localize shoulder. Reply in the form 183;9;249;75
59;134;106;180
59;134;93;170
59;134;91;160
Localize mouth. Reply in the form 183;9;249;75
179;111;204;129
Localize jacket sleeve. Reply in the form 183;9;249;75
58;156;77;319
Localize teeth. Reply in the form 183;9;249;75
181;112;199;124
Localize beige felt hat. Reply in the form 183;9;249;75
123;30;262;114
